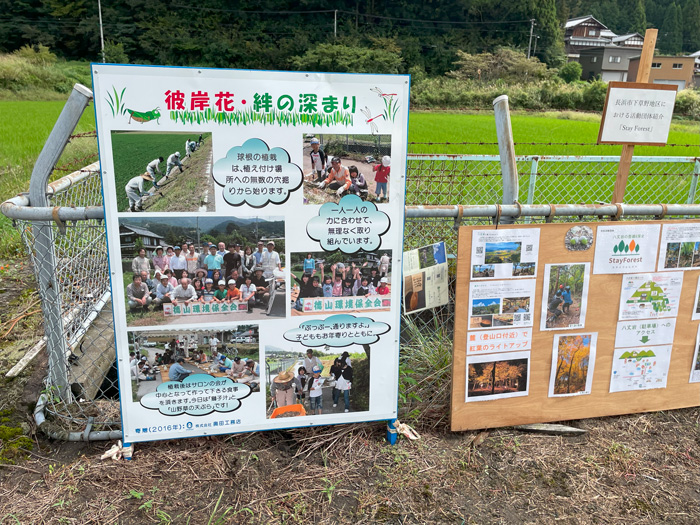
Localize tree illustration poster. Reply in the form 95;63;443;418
92;64;410;444
618;272;683;321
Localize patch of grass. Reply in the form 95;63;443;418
408;111;700;156
0;100;96;257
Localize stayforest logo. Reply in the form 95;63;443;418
612;239;640;255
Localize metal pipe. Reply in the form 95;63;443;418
34;394;122;441
47;162;100;196
493;95;519;225
405;203;700;218
1;199;105;221
29;84;93;403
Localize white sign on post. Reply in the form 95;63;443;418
92;64;409;444
598;82;677;146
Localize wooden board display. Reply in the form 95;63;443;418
451;221;700;432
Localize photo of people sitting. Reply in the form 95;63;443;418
119;216;285;326
128;328;260;400
289;250;392;315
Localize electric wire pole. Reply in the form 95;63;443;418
527;19;536;59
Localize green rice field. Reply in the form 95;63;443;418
1;99;699;255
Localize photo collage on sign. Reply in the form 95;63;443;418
402;242;449;315
464;221;700;407
93;65;409;443
466;229;540;402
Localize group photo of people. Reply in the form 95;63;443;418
288;250;393;315
127;327;260;400
301;134;392;205
265;345;370;418
119;216;286;326
111;131;215;213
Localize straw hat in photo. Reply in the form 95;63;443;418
141;172;154;181
274;370;294;383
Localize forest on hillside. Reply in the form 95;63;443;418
1;0;699;76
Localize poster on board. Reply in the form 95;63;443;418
593;224;660;274
470;229;540;280
467;280;536;330
657;223;700;271
609;345;672;392
92;64;410;444
618;272;683;321
690;326;700;383
540;263;591;331
466;351;530;402
548;333;597;397
402;241;449;314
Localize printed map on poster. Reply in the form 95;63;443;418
403;242;449;314
470;229;540;280
614;319;676;348
593;224;660;274
610;345;672;392
658;223;700;272
92;65;409;444
618;272;683;321
468;280;536;330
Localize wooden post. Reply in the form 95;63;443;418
611;28;658;204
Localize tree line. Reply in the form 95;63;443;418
1;0;698;77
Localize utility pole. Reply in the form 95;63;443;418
527;19;536;59
533;35;540;57
98;0;106;62
334;10;338;39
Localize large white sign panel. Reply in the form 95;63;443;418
598;82;677;145
92;64;410;444
593;224;660;274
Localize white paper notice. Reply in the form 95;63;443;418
548;333;597;397
618;272;683;321
471;229;540;280
593;224;660;274
468;280;536;330
467;328;532;355
403;242;449;314
614;319;676;348
693;276;700;321
657;223;700;272
466;351;530;402
690;325;700;383
609;345;672;392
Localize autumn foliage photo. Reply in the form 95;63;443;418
550;334;597;397
467;354;529;401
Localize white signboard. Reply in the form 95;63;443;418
598;82;677;146
92;64;410;444
593;224;660;274
614;319;676;348
618;272;683;321
468;279;536;330
470;229;540;280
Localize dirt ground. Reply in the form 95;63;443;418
2;257;700;523
301;146;390;205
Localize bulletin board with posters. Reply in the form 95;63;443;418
451;221;700;431
92;64;409;444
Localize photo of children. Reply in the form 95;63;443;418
289;250;392;315
112;131;214;213
301;134;391;205
265;345;370;418
127;327;260;400
119;216;286;326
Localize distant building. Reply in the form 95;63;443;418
579;46;643;81
564;15;643;65
119;224;163;257
628;56;697;90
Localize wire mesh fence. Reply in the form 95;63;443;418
10;143;700;436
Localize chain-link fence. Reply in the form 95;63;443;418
5;115;700;437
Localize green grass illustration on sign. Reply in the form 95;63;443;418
169;108;354;127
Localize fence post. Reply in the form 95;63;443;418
493;95;519;225
525;157;539;224
28;84;93;402
687;159;700;204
